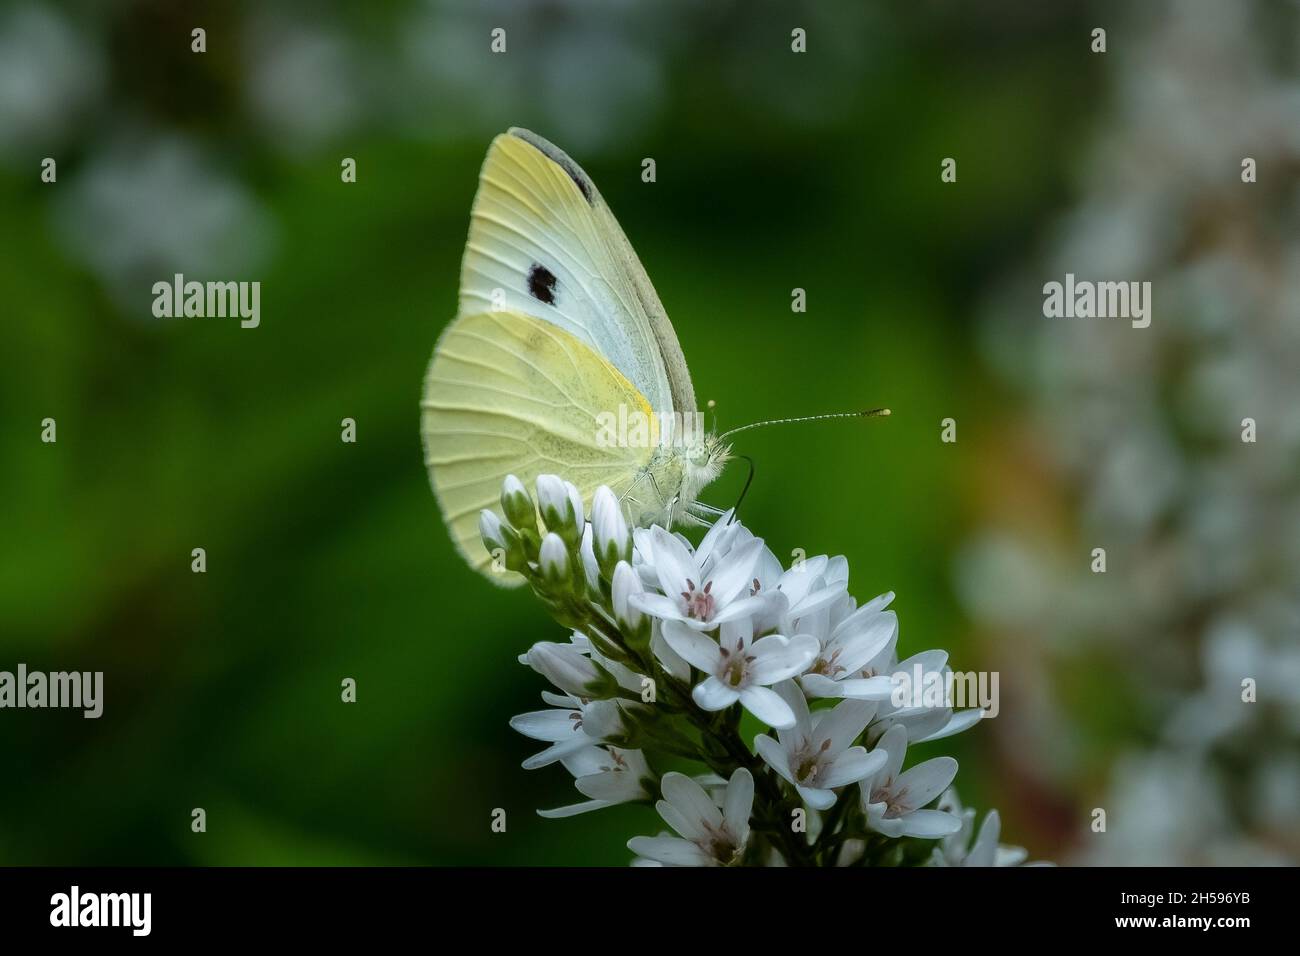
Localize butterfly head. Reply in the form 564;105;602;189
682;433;732;499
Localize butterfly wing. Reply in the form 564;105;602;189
459;128;697;420
422;308;656;586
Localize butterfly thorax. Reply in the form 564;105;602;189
628;434;732;528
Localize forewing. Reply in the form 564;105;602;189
459;128;696;418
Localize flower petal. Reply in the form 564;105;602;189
704;538;765;605
771;679;812;741
656;800;707;843
875;724;909;783
964;810;1000;867
629;592;686;622
894;756;959;812
723;768;754;845
915;708;984;742
693;676;740;711
754;733;795;785
648;526;699;598
834;675;895;700
796;784;836;810
661;620;722;672
899;809;963;838
820;746;887;788
521;735;591;770
709;593;771;628
738;684;797;729
538;799;612;818
661;771;723;832
831;611;898;674
800;673;846;698
627;835;713;867
747;634;818;684
812;698;876;755
509;708;578;742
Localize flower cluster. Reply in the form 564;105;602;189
490;474;1033;866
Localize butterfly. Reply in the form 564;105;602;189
421;128;734;585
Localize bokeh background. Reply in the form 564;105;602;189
1;0;1295;865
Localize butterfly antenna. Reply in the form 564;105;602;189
707;399;717;434
717;407;891;441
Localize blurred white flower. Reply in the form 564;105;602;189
628;768;753;867
0;5;102;159
930;790;1032;867
50;131;274;312
861;725;960;838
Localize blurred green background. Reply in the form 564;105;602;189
3;0;1290;865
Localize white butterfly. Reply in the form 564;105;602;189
421;128;731;584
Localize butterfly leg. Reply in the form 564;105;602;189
677;511;712;529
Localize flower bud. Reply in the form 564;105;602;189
480;510;527;574
611;560;649;644
538;532;571;586
591;485;631;578
479;509;505;553
527;641;618;698
579;524;602;597
500;474;536;532
536;474;583;543
580;699;627;742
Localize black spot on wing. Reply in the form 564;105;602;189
527;263;558;305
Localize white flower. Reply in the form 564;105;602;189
867;648;984;743
772;555;852;628
525;640;615;698
627;768;753;866
631;526;769;630
538;745;655;818
860;725;961;838
516;629;590;665
510;692;624;769
754;681;886;809
800;591;898;699
930;790;1033;866
662;619;817;727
